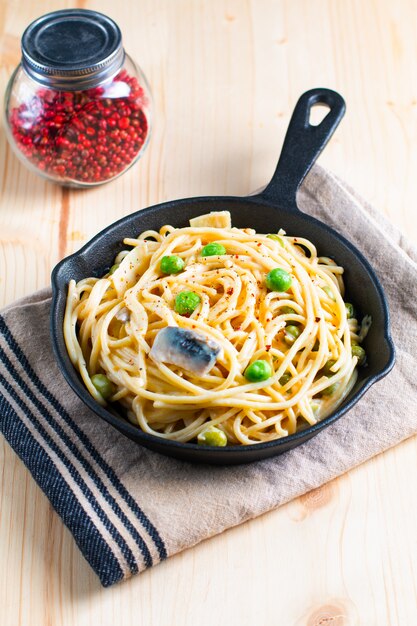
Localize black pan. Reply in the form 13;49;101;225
51;88;395;465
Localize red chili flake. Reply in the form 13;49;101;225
257;243;262;247
265;345;271;351
235;255;239;259
315;317;321;322
227;287;234;295
192;325;196;329
8;71;148;184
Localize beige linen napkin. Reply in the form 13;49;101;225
0;165;416;586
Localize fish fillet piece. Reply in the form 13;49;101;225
150;327;221;376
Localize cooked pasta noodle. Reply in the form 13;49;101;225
64;211;369;445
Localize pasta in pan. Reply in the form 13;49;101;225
64;211;370;446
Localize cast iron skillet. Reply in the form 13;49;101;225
51;88;395;465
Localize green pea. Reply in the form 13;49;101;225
201;242;227;257
91;374;116;400
160;255;185;274
321;359;337;376
321;381;339;396
281;306;296;315
284;325;301;345
244;360;272;382
266;268;292;292
267;234;285;247
352;343;366;365
345;302;355;319
197;426;227;447
109;263;119;275
279;372;292;386
174;290;201;315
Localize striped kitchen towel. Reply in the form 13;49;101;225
0;165;416;586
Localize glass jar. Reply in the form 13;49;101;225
4;9;152;187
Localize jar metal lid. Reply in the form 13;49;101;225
21;9;125;90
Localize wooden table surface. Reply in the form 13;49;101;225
1;1;416;624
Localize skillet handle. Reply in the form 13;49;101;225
256;88;346;210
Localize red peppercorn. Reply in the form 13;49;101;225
8;70;149;185
118;116;130;129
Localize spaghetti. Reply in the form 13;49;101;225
64;211;370;445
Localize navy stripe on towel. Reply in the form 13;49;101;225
0;393;123;587
0;315;167;562
0;367;141;575
0;348;152;570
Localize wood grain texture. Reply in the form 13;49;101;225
1;1;416;624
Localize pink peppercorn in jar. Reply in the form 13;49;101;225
4;9;152;187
